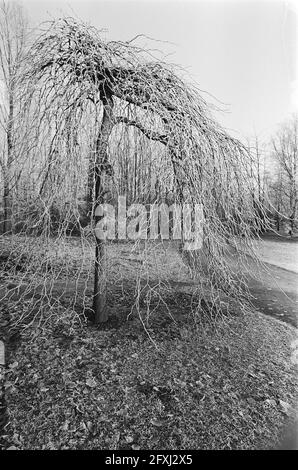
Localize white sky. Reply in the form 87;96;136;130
8;0;298;141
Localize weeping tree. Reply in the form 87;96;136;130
13;18;269;325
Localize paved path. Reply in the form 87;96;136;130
253;238;298;274
248;264;298;328
227;249;298;328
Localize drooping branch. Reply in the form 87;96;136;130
115;116;168;145
38;58;182;124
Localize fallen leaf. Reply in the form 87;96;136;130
264;398;276;407
86;377;97;388
150;418;164;427
9;361;18;369
62;421;69;431
279;400;291;415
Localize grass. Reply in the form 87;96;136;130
0;236;297;449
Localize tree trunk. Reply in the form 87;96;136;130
92;94;114;324
3;92;14;234
289;178;296;236
3;178;12;234
276;213;280;232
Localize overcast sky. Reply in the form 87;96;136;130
18;0;298;142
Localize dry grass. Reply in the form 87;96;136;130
1;306;297;450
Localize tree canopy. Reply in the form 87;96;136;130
1;17;270;325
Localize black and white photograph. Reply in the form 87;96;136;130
0;0;297;453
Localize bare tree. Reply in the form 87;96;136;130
268;169;285;231
246;136;269;233
271;115;298;235
12;18;269;326
0;0;28;233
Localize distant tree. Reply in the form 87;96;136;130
271;115;298;235
0;0;28;233
246;136;269;233
266;167;286;232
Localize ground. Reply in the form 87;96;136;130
0;234;297;450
